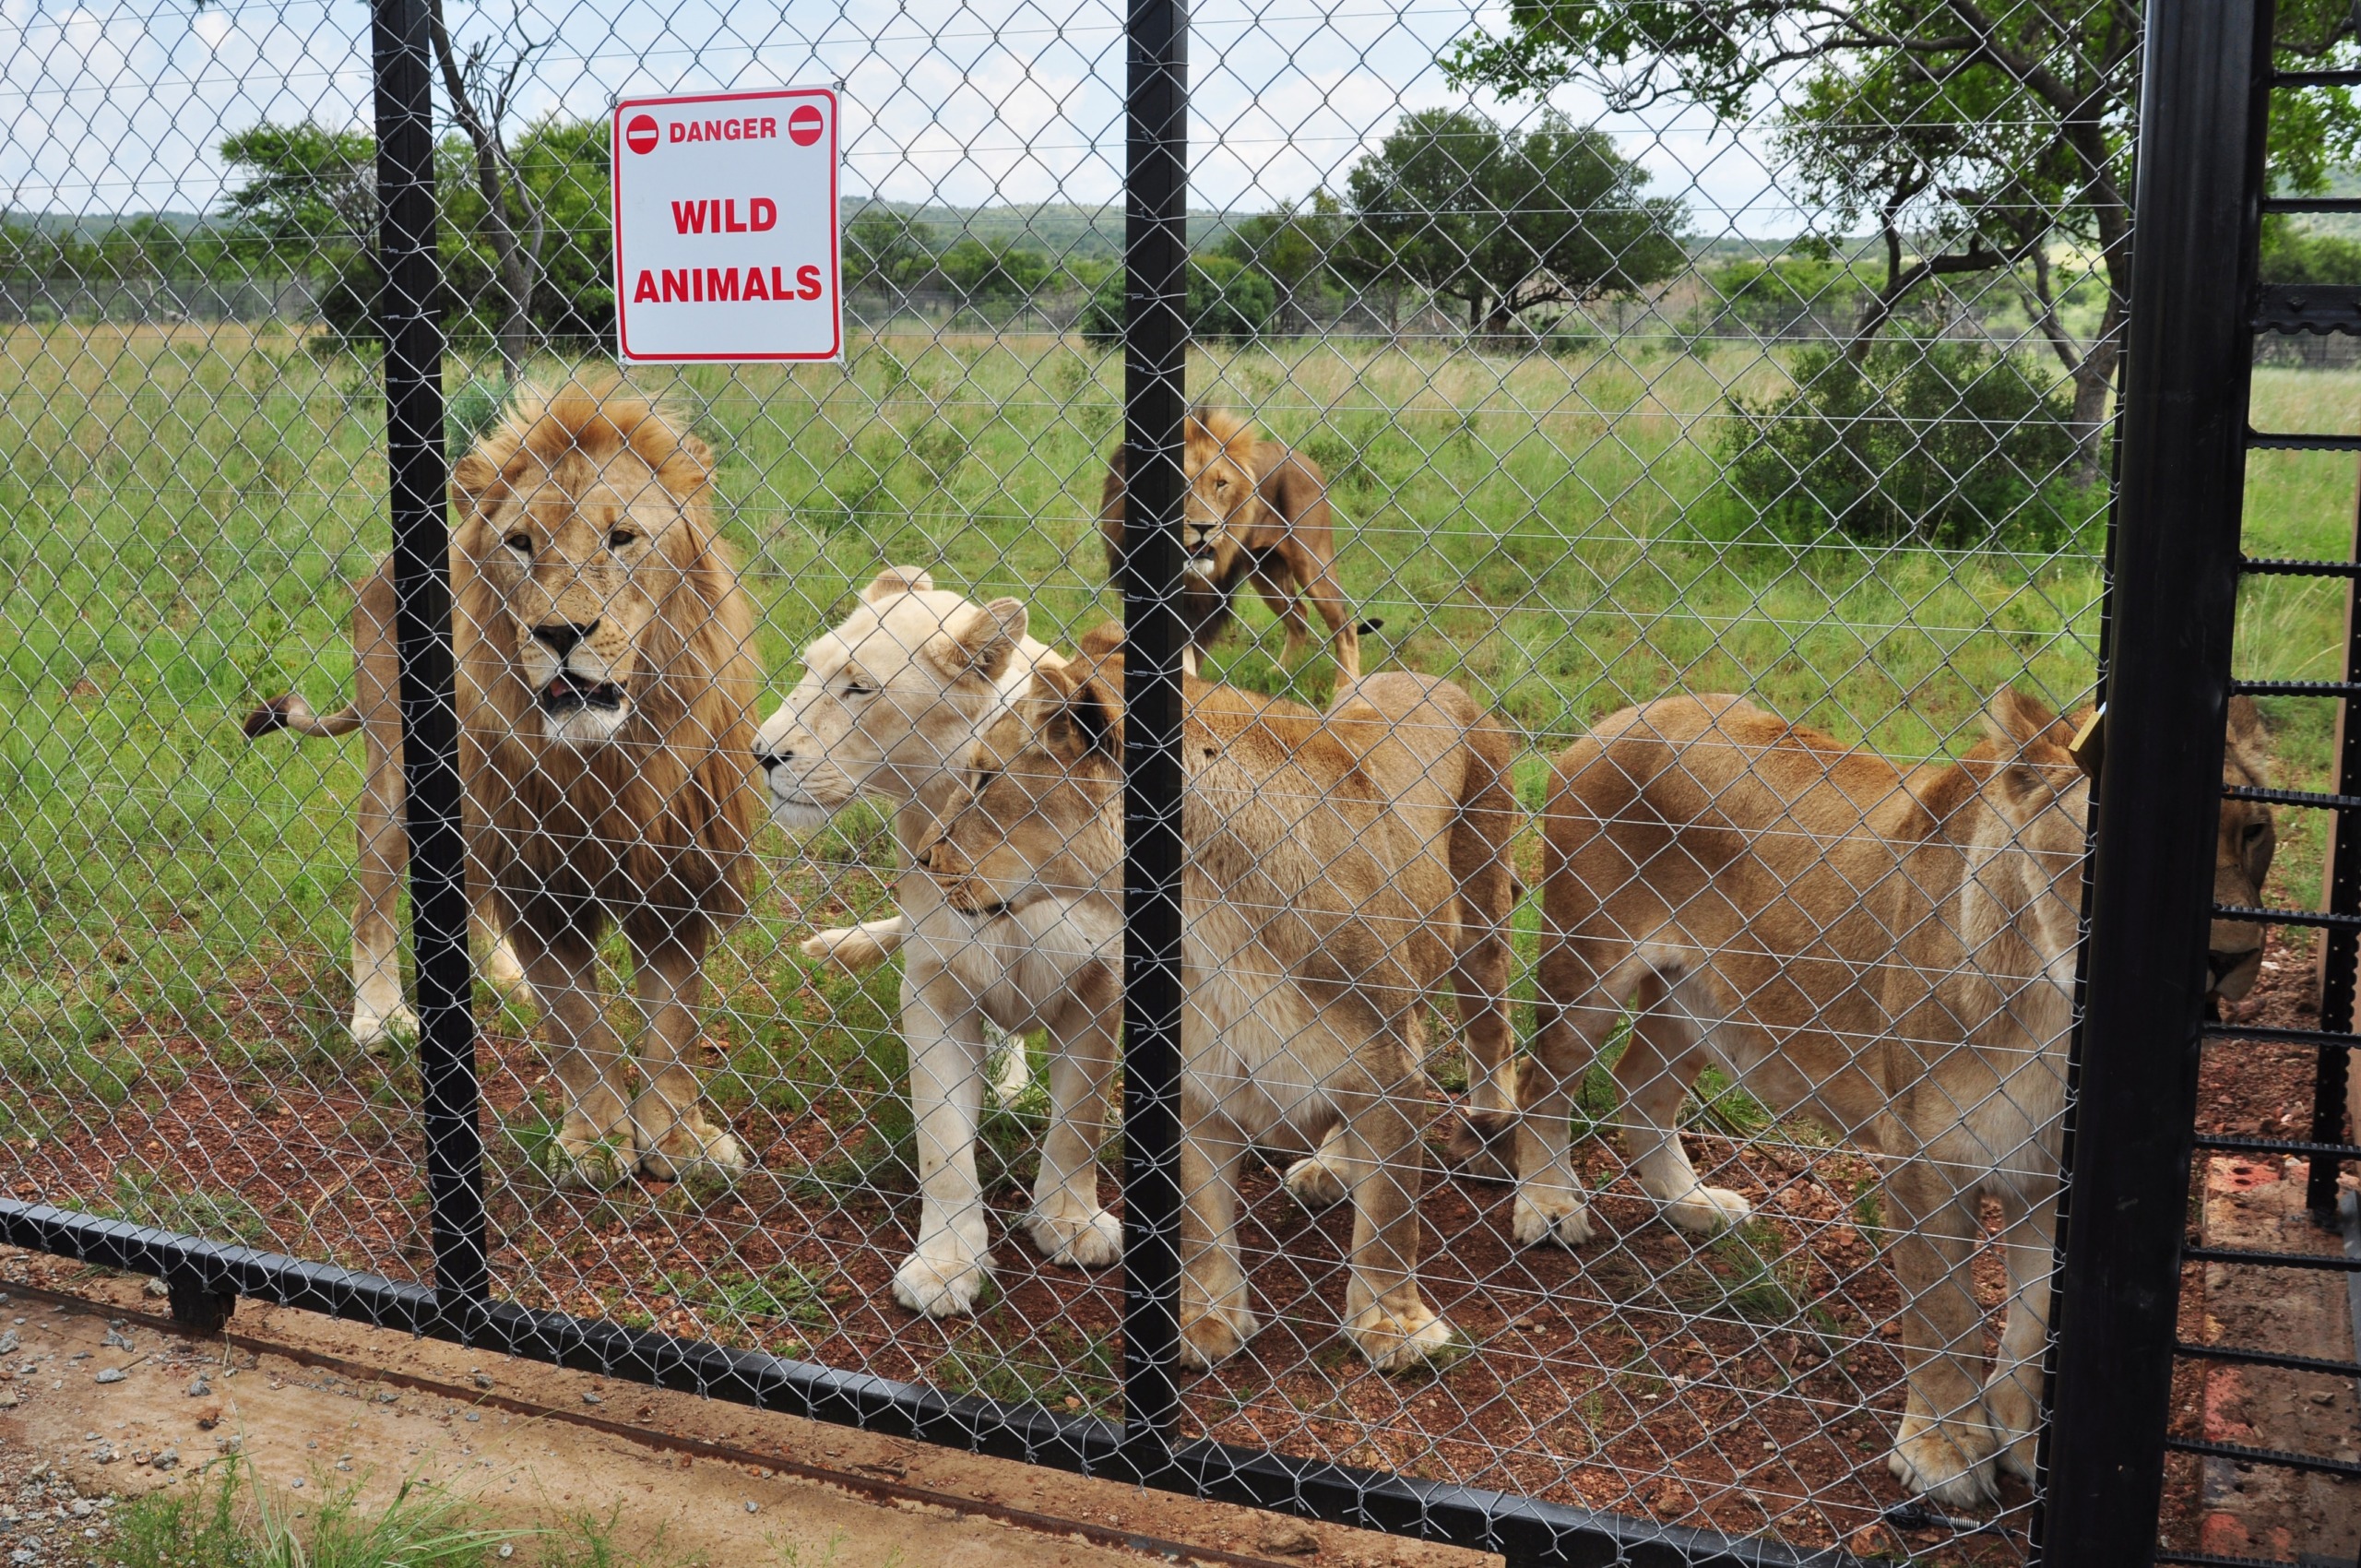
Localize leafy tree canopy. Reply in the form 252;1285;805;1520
1445;1;2361;475
1335;107;1688;333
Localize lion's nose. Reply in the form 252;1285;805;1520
755;744;793;771
531;619;599;659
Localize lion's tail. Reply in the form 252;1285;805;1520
243;692;363;741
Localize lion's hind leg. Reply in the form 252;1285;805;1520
1513;944;1660;1248
1619;972;1752;1235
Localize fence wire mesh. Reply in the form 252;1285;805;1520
1;0;2354;1562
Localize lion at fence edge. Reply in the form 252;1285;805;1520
246;380;764;1189
1512;692;2273;1508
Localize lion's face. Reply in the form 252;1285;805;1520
2209;697;2275;1001
755;568;1035;831
471;445;682;747
921;662;1123;922
1180;416;1260;583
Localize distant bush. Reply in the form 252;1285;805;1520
1079;253;1277;343
1722;336;2102;551
1701;255;1864;336
2259;216;2361;285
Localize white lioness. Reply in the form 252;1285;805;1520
921;638;1521;1370
250;382;764;1187
754;570;1114;1315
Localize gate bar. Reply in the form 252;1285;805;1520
370;0;489;1313
2038;0;2267;1559
1117;0;1189;1484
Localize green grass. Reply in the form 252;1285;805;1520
0;320;2345;1228
105;1456;523;1568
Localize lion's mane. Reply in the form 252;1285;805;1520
448;379;764;949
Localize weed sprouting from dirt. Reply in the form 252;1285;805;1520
110;1455;528;1568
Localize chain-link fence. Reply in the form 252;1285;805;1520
0;0;2352;1562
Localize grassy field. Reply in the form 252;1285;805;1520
0;317;2349;1218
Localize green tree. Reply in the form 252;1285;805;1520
219;122;386;341
1215;194;1344;328
1335;107;1688;335
425;0;552;379
1079;253;1277;342
444;114;613;348
844;208;937;294
1445;0;2361;479
2260;216;2361;285
934;237;1054;303
218;123;376;255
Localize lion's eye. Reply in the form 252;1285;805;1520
609;529;638;550
842;682;873;698
504;532;532;556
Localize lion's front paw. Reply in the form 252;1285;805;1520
1660;1184;1752;1235
1512;1187;1595;1248
1347;1301;1465;1373
1028;1204;1121;1269
893;1242;994;1318
1984;1379;2040;1484
636;1112;749;1184
1443;1113;1514;1181
551;1133;634;1191
1177;1299;1258;1370
1281;1154;1348;1209
351;1001;418;1052
1887;1421;2000;1508
801;924;896;976
479;937;535;1006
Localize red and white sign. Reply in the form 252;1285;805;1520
611;86;841;362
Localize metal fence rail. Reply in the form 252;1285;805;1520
0;0;2353;1564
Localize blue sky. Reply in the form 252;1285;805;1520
0;0;1807;237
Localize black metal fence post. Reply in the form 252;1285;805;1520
1117;0;1189;1488
370;0;489;1319
2040;0;2268;1558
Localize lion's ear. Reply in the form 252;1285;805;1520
1982;687;2065;749
933;597;1027;683
863;565;934;602
1048;669;1123;759
2225;694;2270;784
451;449;500;517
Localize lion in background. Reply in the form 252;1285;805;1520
1099;407;1363;679
248;380;764;1187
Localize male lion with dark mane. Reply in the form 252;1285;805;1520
1099;408;1362;679
248;381;764;1187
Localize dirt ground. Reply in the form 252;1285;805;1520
0;1268;1498;1568
2156;936;2361;1557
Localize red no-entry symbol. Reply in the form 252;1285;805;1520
624;113;658;155
788;104;825;146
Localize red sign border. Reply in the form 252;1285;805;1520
611;85;842;363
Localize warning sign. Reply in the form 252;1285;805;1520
611;86;841;362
